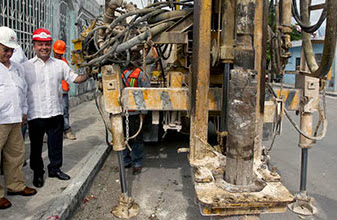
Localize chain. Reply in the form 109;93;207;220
123;96;132;151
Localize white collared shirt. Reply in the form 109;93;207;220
10;46;28;64
23;56;78;120
0;61;27;124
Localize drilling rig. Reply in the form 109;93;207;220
71;0;337;218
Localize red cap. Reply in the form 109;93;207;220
32;28;52;41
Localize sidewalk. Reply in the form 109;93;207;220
1;98;110;220
271;82;337;97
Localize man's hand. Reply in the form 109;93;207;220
74;74;89;83
22;114;27;125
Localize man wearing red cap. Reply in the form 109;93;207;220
0;26;37;209
23;28;89;188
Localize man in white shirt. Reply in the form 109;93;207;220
10;45;29;166
0;26;37;210
23;28;89;188
10;46;28;64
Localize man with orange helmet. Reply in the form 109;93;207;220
53;40;76;140
23;28;89;188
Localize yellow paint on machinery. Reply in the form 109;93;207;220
102;65;123;114
274;88;301;111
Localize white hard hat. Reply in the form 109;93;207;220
0;26;19;49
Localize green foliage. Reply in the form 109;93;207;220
291;25;302;41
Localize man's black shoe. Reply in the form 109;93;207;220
48;171;71;180
124;163;132;169
33;176;44;188
132;167;142;175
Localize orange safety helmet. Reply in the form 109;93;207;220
32;28;52;41
53;40;66;54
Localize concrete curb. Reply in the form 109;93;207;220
37;144;111;220
326;91;337;97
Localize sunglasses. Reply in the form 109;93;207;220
0;46;14;53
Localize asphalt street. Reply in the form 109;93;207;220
73;95;337;220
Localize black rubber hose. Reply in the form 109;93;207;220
94;91;112;148
291;0;327;33
156;45;167;86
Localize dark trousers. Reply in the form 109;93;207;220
63;93;71;132
28;115;64;175
123;114;144;168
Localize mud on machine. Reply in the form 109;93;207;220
71;0;337;218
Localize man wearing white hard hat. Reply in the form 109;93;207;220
0;26;37;210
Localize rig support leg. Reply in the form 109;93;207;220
110;114;140;219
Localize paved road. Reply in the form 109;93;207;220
73;96;337;220
262;95;337;220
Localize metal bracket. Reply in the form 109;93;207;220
111;194;140;219
275;97;284;135
288;192;317;216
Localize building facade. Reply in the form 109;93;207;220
284;39;337;92
0;0;102;96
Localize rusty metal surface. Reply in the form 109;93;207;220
119;87;295;119
122;88;188;111
299;112;314;149
220;0;236;62
195;176;293;215
166;11;194;32
265;88;301;111
225;68;257;185
263;101;277;123
191;135;293;216
110;114;125;151
102;65;123;114
199;203;288;216
234;0;256;69
168;71;184;88
189;0;212;162
152;32;188;44
111;194;140;218
148;9;192;24
281;0;292;34
295;74;319;112
253;0;267;163
120;88;222;111
101;64;125;151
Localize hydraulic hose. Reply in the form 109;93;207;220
128;114;144;140
301;0;337;78
94;90;113;147
267;84;327;141
115;22;174;53
292;0;327;33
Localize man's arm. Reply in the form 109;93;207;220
63;61;89;84
19;64;28;124
73;74;89;83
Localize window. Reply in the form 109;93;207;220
295;57;301;70
0;0;52;58
315;53;322;65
